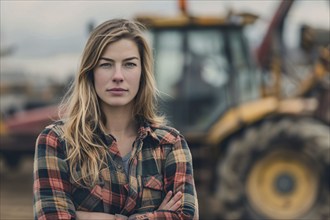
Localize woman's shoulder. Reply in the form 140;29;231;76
36;120;67;156
39;120;65;139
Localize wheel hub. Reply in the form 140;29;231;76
274;172;296;194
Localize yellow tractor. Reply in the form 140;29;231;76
136;0;329;219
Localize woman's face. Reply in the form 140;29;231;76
93;38;142;111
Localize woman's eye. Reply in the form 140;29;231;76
125;62;137;68
99;63;112;68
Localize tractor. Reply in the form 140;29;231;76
135;0;329;219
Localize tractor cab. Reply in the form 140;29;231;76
136;14;261;132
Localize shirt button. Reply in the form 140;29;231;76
117;164;122;170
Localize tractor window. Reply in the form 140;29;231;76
185;30;230;129
154;31;184;98
154;29;230;132
229;30;259;102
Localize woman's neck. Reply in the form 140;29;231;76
102;104;138;157
102;104;137;139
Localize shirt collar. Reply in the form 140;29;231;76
98;117;161;146
136;117;161;144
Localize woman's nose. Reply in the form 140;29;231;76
112;66;124;82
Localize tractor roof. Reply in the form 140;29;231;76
135;12;258;29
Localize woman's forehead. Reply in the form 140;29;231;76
100;39;140;60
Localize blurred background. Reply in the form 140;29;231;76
1;0;329;219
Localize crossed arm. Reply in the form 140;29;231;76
76;191;183;220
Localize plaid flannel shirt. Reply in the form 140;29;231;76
33;120;198;219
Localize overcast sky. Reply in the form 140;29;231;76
1;0;329;82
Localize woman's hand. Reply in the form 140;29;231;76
76;211;115;220
158;191;183;211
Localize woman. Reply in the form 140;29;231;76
33;18;198;219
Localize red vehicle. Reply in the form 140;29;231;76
0;105;58;167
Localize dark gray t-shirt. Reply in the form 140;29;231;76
122;152;131;175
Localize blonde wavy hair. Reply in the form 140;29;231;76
60;19;164;187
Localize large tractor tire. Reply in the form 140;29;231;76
216;117;329;220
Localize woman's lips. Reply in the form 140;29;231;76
107;88;128;95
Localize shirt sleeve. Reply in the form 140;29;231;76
33;125;76;220
128;134;199;220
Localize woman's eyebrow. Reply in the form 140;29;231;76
99;57;114;62
99;57;139;62
123;57;139;61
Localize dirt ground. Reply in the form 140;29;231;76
0;156;34;220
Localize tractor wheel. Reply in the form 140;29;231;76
216;118;330;220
